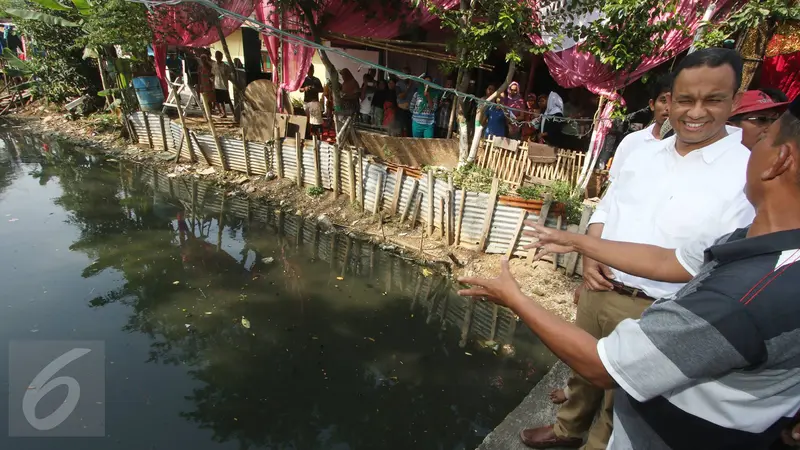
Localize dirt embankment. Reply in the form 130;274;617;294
4;108;580;321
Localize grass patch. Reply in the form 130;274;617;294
306;186;325;197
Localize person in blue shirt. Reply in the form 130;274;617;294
484;94;507;138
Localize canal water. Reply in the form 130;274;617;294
0;130;554;450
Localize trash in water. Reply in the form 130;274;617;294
172;281;180;285
198;167;216;175
261;257;275;264
241;317;251;329
421;268;433;277
204;312;213;315
8;218;18;222
336;276;344;280
465;352;473;356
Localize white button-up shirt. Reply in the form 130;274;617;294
590;126;755;299
608;124;660;181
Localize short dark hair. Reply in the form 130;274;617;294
775;111;800;186
776;111;800;149
672;48;743;93
650;74;673;102
759;87;788;103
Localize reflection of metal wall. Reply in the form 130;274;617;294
137;165;519;347
129;112;587;272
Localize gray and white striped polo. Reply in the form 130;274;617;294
598;227;800;449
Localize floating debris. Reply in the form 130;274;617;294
8;218;18;222
197;167;216;175
241;317;251;329
261;257;275;264
172;281;180;285
421;268;433;277
336;276;344;281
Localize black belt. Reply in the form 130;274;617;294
610;281;654;301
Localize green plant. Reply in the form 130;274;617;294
306;186;325;197
515;180;584;224
548;180;583;225
448;163;509;195
696;0;800;49
3;0;153;104
516;184;544;201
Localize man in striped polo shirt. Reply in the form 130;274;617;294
459;97;800;449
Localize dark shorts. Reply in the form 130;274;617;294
214;88;231;103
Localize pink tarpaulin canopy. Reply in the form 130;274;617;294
151;0;257;94
255;0;458;108
536;0;731;159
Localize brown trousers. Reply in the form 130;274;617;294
553;289;652;450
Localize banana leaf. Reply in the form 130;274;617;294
70;0;92;16
2;48;34;75
26;0;71;11
3;8;80;26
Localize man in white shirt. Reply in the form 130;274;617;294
609;74;672;181
517;48;756;450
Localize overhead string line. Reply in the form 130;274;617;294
136;0;650;128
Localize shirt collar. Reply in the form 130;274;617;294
658;125;744;164
707;227;800;265
643;123;658;141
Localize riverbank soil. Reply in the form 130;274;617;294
6;107;580;321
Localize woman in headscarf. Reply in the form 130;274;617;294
338;68;360;119
409;75;441;138
541;92;567;147
502;81;525;139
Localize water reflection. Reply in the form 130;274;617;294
0;131;552;450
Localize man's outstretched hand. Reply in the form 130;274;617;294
522;221;577;258
523;222;614;291
457;258;524;308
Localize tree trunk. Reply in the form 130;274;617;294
96;57;110;108
446;67;464;139
467;61;516;163
574;96;607;192
688;1;717;54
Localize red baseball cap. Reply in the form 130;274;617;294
731;90;789;117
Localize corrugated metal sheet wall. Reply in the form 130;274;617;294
129;112;586;271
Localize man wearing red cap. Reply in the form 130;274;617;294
729;90;789;150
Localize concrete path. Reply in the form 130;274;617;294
477;362;574;450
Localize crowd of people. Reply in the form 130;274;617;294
171;49;246;122
296;64;594;145
458;47;800;450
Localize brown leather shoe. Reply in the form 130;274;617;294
519;425;583;449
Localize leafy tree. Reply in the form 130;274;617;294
695;0;799;89
9;3;94;102
420;0;687;165
697;0;800;49
2;0;152;103
422;0;542;163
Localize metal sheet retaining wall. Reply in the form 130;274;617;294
129;112;590;273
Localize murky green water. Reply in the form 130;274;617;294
0;130;553;450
